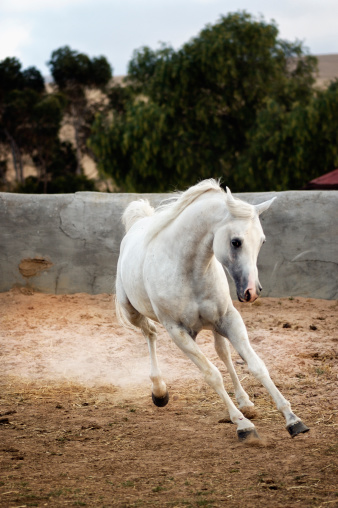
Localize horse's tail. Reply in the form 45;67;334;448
122;199;154;232
114;294;157;337
114;294;138;332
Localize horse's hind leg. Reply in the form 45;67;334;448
213;332;256;419
143;320;169;407
116;291;169;407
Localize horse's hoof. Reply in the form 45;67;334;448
287;421;310;438
237;428;260;441
152;391;169;407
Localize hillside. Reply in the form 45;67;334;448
315;53;338;87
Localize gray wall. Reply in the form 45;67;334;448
0;190;337;299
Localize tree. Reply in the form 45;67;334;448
239;80;338;190
0;143;7;190
17;140;96;193
29;93;66;192
0;85;66;191
90;12;317;192
0;58;46;183
48;46;112;175
0;54;102;193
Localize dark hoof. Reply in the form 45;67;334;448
152;391;169;407
287;421;310;438
237;428;260;441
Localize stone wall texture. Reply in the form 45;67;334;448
0;190;337;299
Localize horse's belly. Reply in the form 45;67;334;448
129;290;159;322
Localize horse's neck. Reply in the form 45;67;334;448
181;192;226;230
163;193;227;262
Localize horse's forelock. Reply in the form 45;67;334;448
226;195;255;220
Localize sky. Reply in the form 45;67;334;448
1;0;338;77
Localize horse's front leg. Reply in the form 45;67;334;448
216;305;309;438
163;320;259;441
213;332;256;419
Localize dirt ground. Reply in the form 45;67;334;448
0;289;337;507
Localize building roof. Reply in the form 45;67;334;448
303;168;338;190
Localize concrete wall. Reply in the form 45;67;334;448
0;190;337;299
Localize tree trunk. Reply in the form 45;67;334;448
71;104;83;176
5;129;23;184
35;156;48;193
43;170;48;193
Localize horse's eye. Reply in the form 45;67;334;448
231;239;242;248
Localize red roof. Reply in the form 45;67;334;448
304;169;338;189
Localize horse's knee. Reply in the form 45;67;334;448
204;363;224;389
247;357;269;381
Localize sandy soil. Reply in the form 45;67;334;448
0;289;337;507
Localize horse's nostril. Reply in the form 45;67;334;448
244;289;251;302
259;285;263;292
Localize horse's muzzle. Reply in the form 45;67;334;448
244;289;253;302
237;286;262;303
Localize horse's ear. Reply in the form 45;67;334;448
226;187;235;202
255;197;276;215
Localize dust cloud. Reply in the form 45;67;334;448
1;289;337;403
1;290;199;390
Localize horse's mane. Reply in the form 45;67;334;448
145;179;254;243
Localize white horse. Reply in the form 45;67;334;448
115;179;309;441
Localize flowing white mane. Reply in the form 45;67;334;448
145;179;255;243
145;179;222;242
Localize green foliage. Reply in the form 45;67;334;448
0;47;113;193
1;85;66;190
0;58;45;105
90;12;320;192
48;46;112;175
16;173;96;194
48;46;112;91
239;80;338;190
0;53;100;193
46;140;78;177
22;66;45;94
0;57;25;100
0;58;48;184
16;140;96;193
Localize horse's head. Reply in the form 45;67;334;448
213;188;276;303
